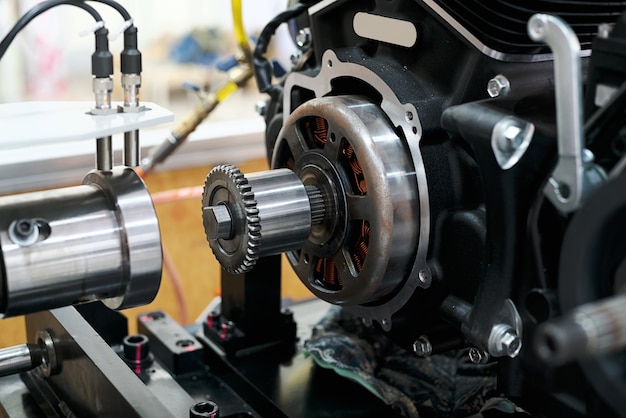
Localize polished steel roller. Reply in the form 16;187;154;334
0;167;162;317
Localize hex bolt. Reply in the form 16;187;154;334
412;335;433;357
468;347;490;364
488;323;522;358
500;330;522;357
487;74;511;98
203;205;233;240
497;125;524;153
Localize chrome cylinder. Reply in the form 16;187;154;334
0;167;162;317
246;169;313;256
203;165;317;274
0;344;39;377
124;130;140;167
96;136;113;171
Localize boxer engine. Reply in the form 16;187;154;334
201;0;626;415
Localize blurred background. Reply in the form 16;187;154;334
0;0;313;346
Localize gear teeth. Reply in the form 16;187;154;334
202;163;262;274
306;185;325;225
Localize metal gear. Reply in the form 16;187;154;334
203;164;319;274
202;164;261;274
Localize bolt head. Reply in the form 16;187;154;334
412;336;432;357
501;330;522;358
203;205;233;240
469;347;490;364
487;74;510;98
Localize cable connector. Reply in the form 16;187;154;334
119;24;144;113
92;27;113;79
91;27;116;115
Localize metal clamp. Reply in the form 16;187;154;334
528;14;605;213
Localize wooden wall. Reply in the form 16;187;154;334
0;158;313;347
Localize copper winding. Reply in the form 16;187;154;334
341;142;367;195
351;220;370;273
315;257;341;288
314;116;328;145
303;116;328;148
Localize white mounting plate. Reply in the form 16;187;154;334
0;101;174;149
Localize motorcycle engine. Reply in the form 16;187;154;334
202;1;626;416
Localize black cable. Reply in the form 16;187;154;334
253;3;307;96
79;1;140;75
81;0;131;20
0;0;102;62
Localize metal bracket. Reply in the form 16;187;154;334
528;14;605;213
491;116;535;170
487;299;522;358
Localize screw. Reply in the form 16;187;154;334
418;269;432;287
296;27;312;50
487;74;511;98
412;336;432;357
582;148;595;164
468;347;490;364
502;125;524;151
500;330;522;357
488;323;522;358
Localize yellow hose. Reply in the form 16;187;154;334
231;0;252;64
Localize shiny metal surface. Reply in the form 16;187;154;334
528;14;605;213
0;167;161;317
124;130;140;167
272;95;419;309
283;50;431;330
247;168;313;255
203;165;313;273
24;307;189;417
96;136;113;171
490;116;535;170
0;344;35;377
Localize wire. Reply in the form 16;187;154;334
231;0;252;64
253;3;307;96
0;0;103;61
81;0;131;20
